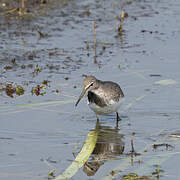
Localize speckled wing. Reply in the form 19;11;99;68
99;81;124;102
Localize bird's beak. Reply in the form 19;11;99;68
75;87;87;106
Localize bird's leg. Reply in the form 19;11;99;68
116;112;121;128
116;112;121;121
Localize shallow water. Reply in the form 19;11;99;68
0;0;180;179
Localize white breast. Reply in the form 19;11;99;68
88;99;123;115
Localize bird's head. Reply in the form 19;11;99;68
75;76;98;106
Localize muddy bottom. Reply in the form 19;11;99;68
0;0;180;179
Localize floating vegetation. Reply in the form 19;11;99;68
152;165;164;179
15;85;25;96
0;83;25;98
0;80;51;98
41;158;56;179
154;79;177;86
116;11;128;36
152;143;174;151
169;131;180;138
55;89;62;93
149;74;162;77
64;77;69;80
31;84;46;96
37;30;47;39
42;80;50;86
141;29;159;34
32;64;42;77
48;169;56;179
5;84;16;98
0;0;50;18
118;11;125;36
122;173;153;180
4;65;13;70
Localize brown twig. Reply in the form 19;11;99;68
120;11;125;26
94;22;97;47
131;132;135;153
22;0;25;9
116;16;119;31
94;22;97;63
118;10;125;35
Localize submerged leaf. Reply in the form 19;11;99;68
55;130;98;180
154;79;176;85
16;85;25;96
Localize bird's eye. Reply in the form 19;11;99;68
90;82;94;86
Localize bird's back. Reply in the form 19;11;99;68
93;80;124;104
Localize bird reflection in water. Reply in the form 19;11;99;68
83;121;125;176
